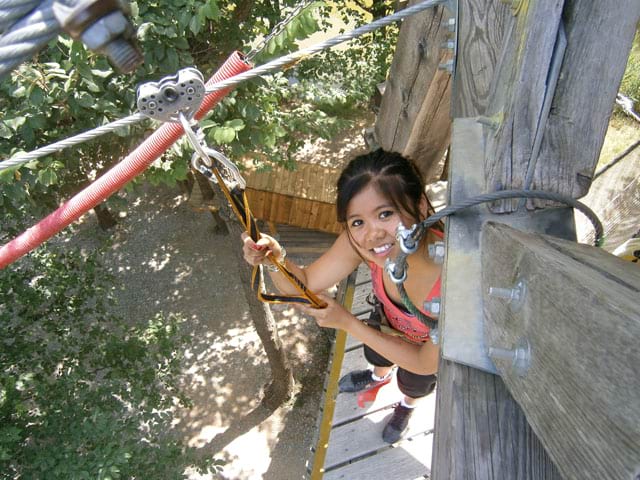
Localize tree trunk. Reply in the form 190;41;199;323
93;203;118;230
210;187;296;409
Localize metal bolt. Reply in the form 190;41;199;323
476;115;500;131
423;297;441;318
442;18;456;31
488;279;526;311
487;338;531;377
440;40;455;50
438;59;454;74
428;241;445;264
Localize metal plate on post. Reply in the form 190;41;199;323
441;118;577;373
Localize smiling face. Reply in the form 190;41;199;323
345;184;416;265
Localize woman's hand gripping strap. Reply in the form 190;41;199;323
197;158;326;309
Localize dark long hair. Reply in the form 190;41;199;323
336;149;437;228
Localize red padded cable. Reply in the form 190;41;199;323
0;52;251;269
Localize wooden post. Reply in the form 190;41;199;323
374;0;454;182
481;222;640;480
482;0;640;211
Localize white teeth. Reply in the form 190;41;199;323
373;244;391;254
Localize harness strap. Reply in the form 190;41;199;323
200;162;327;309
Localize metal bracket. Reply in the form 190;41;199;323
137;67;206;123
441;119;576;373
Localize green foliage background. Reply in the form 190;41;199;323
0;1;398;477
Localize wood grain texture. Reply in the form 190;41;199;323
451;0;512;117
245;189;340;233
431;358;562;480
533;0;640;204
375;1;452;177
481;222;640;480
483;0;564;210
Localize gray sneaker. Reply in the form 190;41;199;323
382;404;413;443
338;369;390;393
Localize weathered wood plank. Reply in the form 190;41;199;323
375;1;453;179
533;0;640;204
352;286;373;317
451;0;513;117
431;358;562;480
324;432;433;480
481;222;640;480
325;403;435;471
483;0;565;210
404;65;452;183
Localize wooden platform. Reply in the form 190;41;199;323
307;264;436;479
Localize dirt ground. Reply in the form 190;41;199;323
69;117;372;479
72;184;329;479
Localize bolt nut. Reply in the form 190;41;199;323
438;59;455;74
487;338;531;377
442;18;456;31
80;11;129;50
440;40;455;50
428;241;445;264
423;297;441;317
488;279;526;311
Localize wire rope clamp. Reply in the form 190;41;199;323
137;68;206;123
385;257;407;284
396;222;423;254
52;0;142;73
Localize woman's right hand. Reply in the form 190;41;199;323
241;232;283;267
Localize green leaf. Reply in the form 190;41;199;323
76;92;94;108
37;168;58;186
5;116;26;130
212;127;236;144
273;125;287;138
188;15;201;35
225;119;245;131
0;122;12;139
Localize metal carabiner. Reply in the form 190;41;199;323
179;113;246;191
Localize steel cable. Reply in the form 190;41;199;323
0;0;41;34
390;189;604;338
0;0;65;78
0;114;146;171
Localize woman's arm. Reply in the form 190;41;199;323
241;231;362;295
299;294;439;375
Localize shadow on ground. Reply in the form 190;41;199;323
71;183;333;479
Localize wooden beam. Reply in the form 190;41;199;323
483;0;565;211
482;0;640;211
533;0;640;204
432;358;562;479
451;0;513;117
481;222;640;480
374;1;453;180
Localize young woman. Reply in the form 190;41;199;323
241;149;442;443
